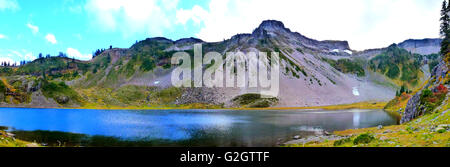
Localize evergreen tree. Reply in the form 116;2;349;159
441;0;449;37
441;0;450;62
58;52;67;58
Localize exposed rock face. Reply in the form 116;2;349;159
431;61;449;85
401;91;423;124
398;38;442;55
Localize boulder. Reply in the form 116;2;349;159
377;125;383;130
56;96;69;104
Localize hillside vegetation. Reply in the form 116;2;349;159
322;58;365;77
369;45;427;88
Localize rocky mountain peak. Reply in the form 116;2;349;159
258;20;287;30
174;37;204;45
144;37;174;43
252;20;291;36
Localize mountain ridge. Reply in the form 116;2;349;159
0;20;443;108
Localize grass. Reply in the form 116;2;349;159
0;130;39;147
75;86;187;109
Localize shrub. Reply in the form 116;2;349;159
333;138;352;146
436;84;448;93
249;99;272;108
437;129;446;133
353;133;375;145
420;86;447;113
232;93;278;108
422;89;433;98
233;94;262;105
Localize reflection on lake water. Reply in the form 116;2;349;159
0;108;399;147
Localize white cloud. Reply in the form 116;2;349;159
177;0;442;50
0;34;6;39
176;5;208;25
12;50;35;61
0;0;19;11
67;48;92;60
0;49;35;65
0;57;16;65
85;0;179;37
26;23;39;34
45;34;57;44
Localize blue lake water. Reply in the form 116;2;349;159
0;108;399;147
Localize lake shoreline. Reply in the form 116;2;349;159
0;101;388;111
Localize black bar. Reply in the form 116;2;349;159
0;147;448;166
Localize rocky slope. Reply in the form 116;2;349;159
0;20;443;108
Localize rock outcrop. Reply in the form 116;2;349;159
401;91;423;124
401;60;449;124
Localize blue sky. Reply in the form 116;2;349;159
0;0;443;64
